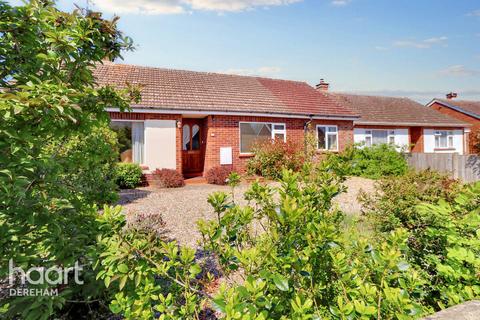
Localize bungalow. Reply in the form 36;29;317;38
94;62;358;177
427;94;480;154
318;83;470;154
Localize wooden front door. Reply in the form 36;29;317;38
182;119;205;178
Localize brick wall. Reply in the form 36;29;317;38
109;112;355;177
430;102;479;154
203;115;354;174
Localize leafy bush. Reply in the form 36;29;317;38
115;163;143;189
198;170;433;319
361;172;479;310
151;168;185;188
359;169;460;233
247;140;304;180
45;123;120;204
323;144;408;179
0;1;138;318
95;206;206;319
205;166;233;185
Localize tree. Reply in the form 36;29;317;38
0;1;138;318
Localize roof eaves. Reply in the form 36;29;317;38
355;120;471;127
109;106;360;120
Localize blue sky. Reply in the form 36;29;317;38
9;0;480;102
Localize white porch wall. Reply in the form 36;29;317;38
144;120;177;171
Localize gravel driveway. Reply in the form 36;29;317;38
118;177;375;247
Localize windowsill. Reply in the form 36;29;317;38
434;148;456;151
316;149;339;153
239;153;255;158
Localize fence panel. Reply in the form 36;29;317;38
406;153;480;183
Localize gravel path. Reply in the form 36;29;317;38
119;177;376;247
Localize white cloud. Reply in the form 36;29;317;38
93;0;302;14
467;9;480;17
374;46;388;51
393;36;448;49
220;66;281;76
331;0;350;6
438;65;480;77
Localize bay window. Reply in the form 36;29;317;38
240;122;286;154
317;125;338;151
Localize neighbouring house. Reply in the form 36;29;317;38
317;82;470;154
427;94;480;154
94;62;358;178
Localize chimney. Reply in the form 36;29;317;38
316;79;330;91
446;92;457;100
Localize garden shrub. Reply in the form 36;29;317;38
205;166;233;185
0;2;138;318
45;123;120;205
198;169;433;319
115;163;143;189
359;169;460;233
246;139;304;180
361;172;479;310
323;144;408;179
151;168;185;188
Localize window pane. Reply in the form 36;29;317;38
111;121;133;163
240;123;272;153
448;135;454;148
132;122;144;164
182;124;190;150
328;126;337;132
372;130;388;145
274;124;285;130
365;136;372;147
317;127;326;149
192;125;200;150
274;133;285;141
327;134;337;150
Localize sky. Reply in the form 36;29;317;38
8;0;480;103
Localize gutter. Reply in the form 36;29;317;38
105;107;360;121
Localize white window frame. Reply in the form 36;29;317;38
111;119;145;164
364;129;395;147
317;125;339;151
434;130;454;149
239;121;286;155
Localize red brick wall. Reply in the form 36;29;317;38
430;102;479;154
203;115;354;174
109;112;355;177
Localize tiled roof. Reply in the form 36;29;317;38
93;62;357;118
434;99;480;119
329;93;468;127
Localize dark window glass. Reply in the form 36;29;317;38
192;125;201;150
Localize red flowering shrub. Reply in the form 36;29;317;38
205;166;233;185
151;169;185;188
247;140;304;179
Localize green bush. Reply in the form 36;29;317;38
359;169;460;232
324;144;408;179
0;1;138;318
247;140;304;180
361;172;479;310
115;163;143;189
45;123;120;205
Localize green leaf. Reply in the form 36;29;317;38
117;263;128;273
272;274;289;292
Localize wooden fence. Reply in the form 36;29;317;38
406;153;480;183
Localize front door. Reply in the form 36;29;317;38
182;119;205;178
